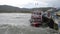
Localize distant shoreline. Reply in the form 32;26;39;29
0;12;31;13
0;13;31;14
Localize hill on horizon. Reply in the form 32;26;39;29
0;5;59;13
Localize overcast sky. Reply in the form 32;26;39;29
0;0;60;8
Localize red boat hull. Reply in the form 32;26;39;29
31;22;42;27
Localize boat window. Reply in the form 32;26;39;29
39;13;41;15
36;13;41;15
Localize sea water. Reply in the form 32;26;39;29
0;13;58;34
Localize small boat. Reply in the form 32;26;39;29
30;10;58;30
30;10;43;27
56;11;60;17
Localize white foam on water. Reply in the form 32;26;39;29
0;13;58;34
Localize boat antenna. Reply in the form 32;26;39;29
35;0;38;8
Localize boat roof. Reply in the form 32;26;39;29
32;10;43;13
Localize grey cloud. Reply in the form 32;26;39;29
23;0;60;8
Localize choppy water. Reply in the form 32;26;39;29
0;13;59;34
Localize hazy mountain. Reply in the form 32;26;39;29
0;5;58;13
0;5;31;13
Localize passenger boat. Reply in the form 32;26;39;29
30;10;58;31
30;10;43;27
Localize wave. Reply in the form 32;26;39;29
0;24;58;34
